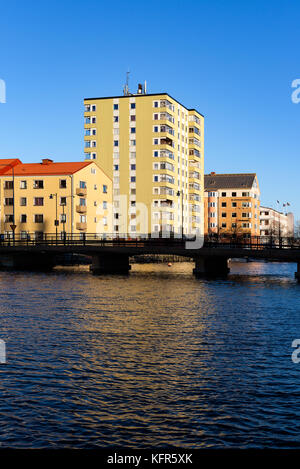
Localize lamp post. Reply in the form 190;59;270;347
49;193;58;242
177;190;184;239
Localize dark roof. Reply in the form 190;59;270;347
204;173;257;190
84;93;204;117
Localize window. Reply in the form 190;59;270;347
232;213;237;218
221;202;227;207
34;214;43;223
20;214;27;223
232;223;237;228
114;116;119;122
130;127;136;134
130;103;136;109
103;201;107;209
222;212;226;218
20;197;27;206
4;181;13;189
232;192;237;197
114;140;119;147
154;175;159;182
154;139;159;145
79;181;87;189
103;217;107;226
130;176;136;182
60;214;66;223
242;192;250;197
80;215;86;223
154;113;159;120
60;179;67;189
5;198;13;206
34;197;44;206
20;180;27;189
130;164;136;170
154;126;159;133
113;104;119;110
130;139;136;146
114;165;119;170
79;198;86;206
60;197;67;205
103;185;107;193
5;214;13;223
232;202;237;207
153;151;158;157
221;192;226;197
130;115;136;121
34;180;44;189
91;104;96;112
154;101;159;108
91;117;96;124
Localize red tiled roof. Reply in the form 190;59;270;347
0;159;93;176
0;158;22;174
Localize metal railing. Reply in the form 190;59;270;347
0;233;299;250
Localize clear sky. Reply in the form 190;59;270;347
0;0;299;220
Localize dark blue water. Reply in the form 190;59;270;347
0;261;300;448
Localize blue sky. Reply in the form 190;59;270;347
0;0;299;220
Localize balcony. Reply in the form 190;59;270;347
76;222;87;231
158;150;175;160
76;205;87;214
160;137;174;147
76;187;87;196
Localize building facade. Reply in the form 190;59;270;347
260;206;294;237
204;172;260;237
84;88;204;237
0;158;112;238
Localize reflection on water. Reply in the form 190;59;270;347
0;261;299;448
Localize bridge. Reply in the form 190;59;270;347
0;233;299;280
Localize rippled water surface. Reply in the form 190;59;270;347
0;261;300;448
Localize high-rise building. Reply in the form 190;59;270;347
84;86;204;237
0;158;112;238
204;172;260;237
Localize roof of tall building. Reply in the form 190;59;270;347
204;173;257;190
0;158;93;176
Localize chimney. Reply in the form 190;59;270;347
42;158;53;165
210;171;216;175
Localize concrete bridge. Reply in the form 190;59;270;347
0;234;299;280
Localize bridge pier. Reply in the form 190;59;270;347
295;262;300;282
90;253;131;275
193;256;230;278
0;253;55;271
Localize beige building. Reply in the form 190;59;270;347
0;158;112;238
84;86;204;237
204;172;261;237
260;206;294;237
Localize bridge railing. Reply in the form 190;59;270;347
0;233;299;250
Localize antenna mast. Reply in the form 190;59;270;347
124;70;130;96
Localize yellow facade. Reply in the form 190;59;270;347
0;159;112;238
84;91;204;237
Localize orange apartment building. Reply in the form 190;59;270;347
204;172;260;237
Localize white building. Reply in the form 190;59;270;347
260;206;294;237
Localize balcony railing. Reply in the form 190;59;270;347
76;187;87;196
76;205;87;214
76;222;87;231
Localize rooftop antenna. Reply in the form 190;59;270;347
123;70;130;96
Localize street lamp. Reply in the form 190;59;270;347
177;190;184;239
49;193;59;241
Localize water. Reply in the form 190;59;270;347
0;261;300;449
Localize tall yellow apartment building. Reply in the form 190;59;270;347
204;172;260;237
84;86;204;237
0;158;112;238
